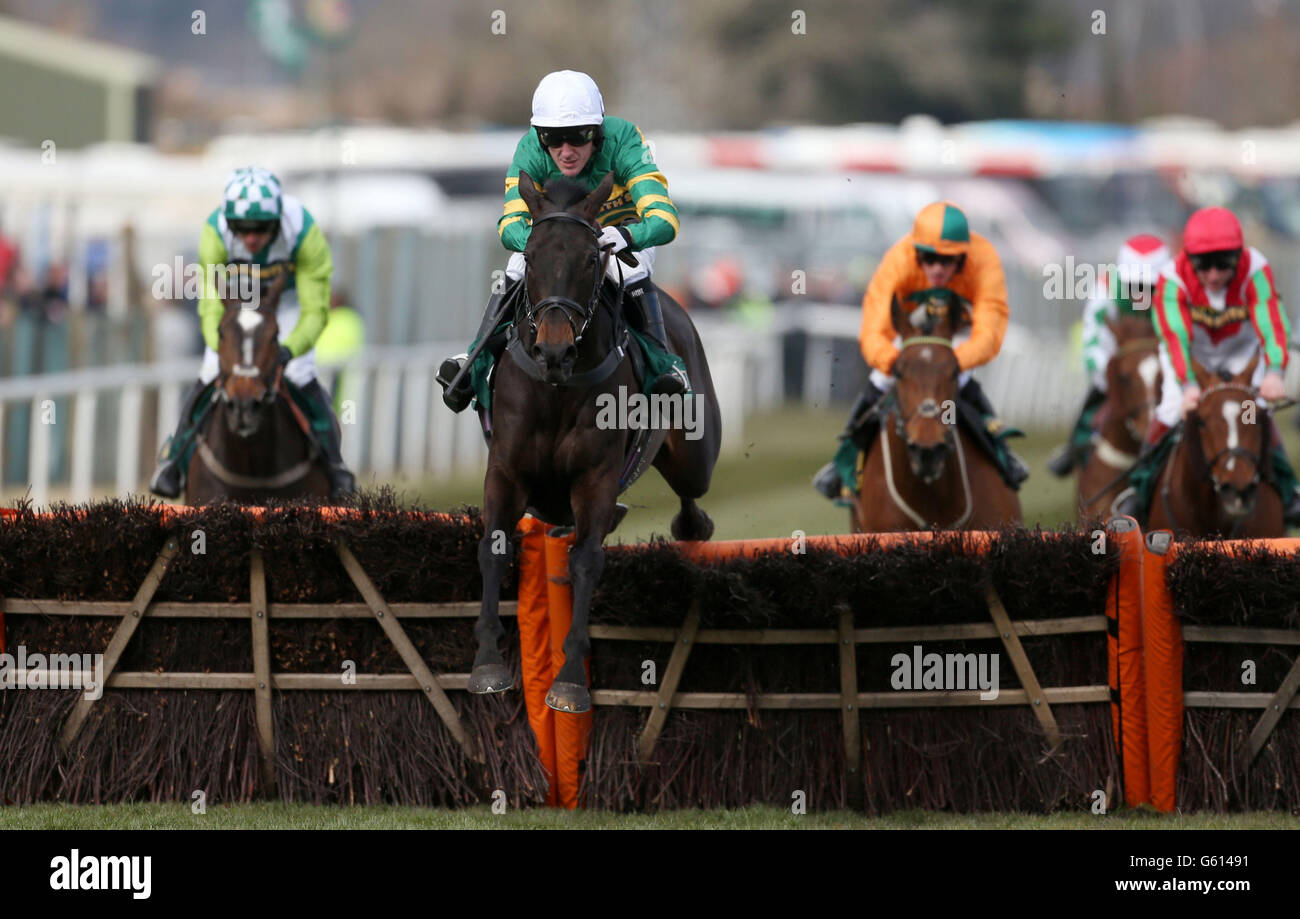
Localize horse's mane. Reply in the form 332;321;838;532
541;176;591;212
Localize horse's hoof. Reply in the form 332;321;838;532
545;681;591;713
467;664;514;695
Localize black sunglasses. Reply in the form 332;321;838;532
229;220;276;235
1190;250;1240;272
536;126;597;149
917;250;959;267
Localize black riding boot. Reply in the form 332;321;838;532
960;378;1029;488
1048;385;1105;477
627;278;689;396
813;380;885;500
149;379;210;499
437;285;514;412
298;378;357;497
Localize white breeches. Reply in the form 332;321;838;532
505;246;655;286
199;298;317;388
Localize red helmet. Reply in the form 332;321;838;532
1183;207;1243;254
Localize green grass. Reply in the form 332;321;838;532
407;404;1300;542
407;408;1085;542
3;802;1298;830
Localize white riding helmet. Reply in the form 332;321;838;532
1114;233;1170;288
531;70;605;127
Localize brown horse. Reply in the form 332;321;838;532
185;275;331;504
1077;317;1161;520
852;297;1021;531
1147;355;1283;537
466;171;721;713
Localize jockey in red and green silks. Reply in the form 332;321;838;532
148;167;357;499
437;69;687;413
1048;234;1169;477
1118;206;1299;524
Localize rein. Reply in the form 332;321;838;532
1162;383;1267;536
878;334;972;527
506;209;630;388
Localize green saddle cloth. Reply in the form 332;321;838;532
468;321;688;414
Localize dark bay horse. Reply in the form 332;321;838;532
468;170;721;713
1147;355;1283;537
1077;317;1160;520
185;274;331;504
852;296;1021;531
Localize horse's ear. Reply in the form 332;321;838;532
1237;353;1259;387
1105;316;1121;339
947;295;966;339
263;271;287;311
517;170;547;217
578;172;615;224
1189;358;1212;390
890;294;914;337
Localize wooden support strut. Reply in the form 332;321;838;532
334;538;482;764
248;550;277;795
58;538;179;752
1240;650;1300;770
636;599;700;765
838;605;863;811
986;584;1062;752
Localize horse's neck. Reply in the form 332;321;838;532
574;296;621;372
1098;393;1142;453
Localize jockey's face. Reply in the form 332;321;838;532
917;250;960;288
229;220;277;254
547;141;594;178
1191;248;1239;295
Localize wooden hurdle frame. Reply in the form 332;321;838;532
3;508;1297;811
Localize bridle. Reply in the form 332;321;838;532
506;209;631;387
216;310;281;409
1191;381;1265;497
889;336;959;445
519;211;613;344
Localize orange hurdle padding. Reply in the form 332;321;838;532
544;528;591;809
1105;516;1150;808
1141;531;1182;813
515;517;558;806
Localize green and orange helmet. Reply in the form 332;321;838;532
911;201;971;258
222;167;283;224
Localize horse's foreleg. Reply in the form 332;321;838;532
467;465;527;694
545;472;619;714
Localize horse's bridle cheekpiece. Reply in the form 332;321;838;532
521;211;610;343
506;209;630;388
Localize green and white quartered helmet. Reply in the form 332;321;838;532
223;167;283;223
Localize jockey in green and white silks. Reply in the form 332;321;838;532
437;69;687;412
148;167;357;498
1048;234;1169;477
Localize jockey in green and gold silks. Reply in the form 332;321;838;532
437;69;687;413
148;167;357;499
